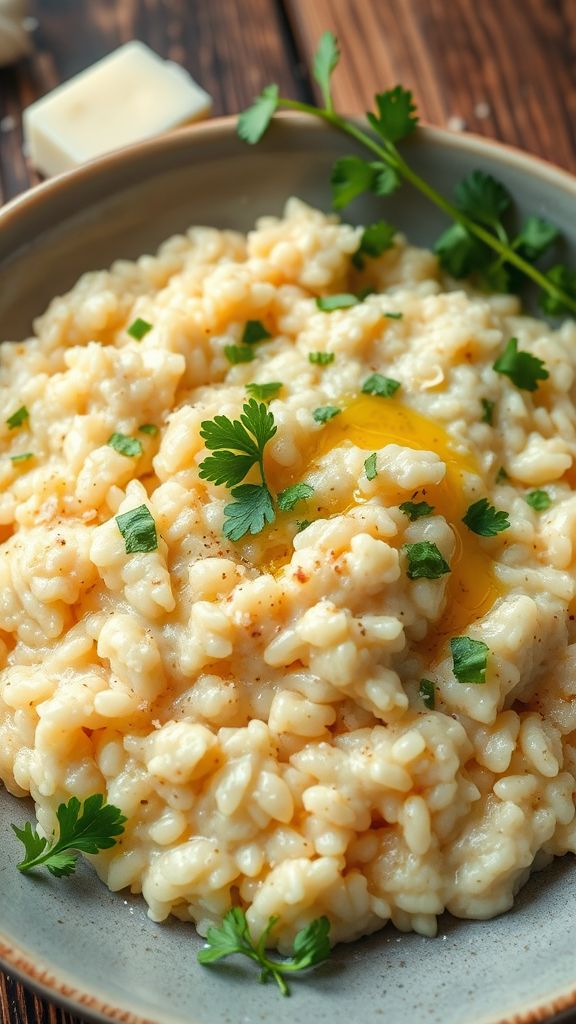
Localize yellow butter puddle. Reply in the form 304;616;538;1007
263;395;501;661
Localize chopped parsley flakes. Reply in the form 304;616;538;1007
277;482;315;512
493;337;549;392
6;405;29;430
405;541;450;580
115;504;158;554
361;373;401;397
309;352;335;365
525;489;552;511
364;452;378;480
127;318;153;341
224;345;256;365
107;433;143;458
242;320;272;345
419;679;435;709
462;498;510;536
481;398;494;425
316;294;359;311
246;382;282;401
450;635;489;684
399;500;435;520
313;405;341;423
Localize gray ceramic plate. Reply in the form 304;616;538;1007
1;116;576;1024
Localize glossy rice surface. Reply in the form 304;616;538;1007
1;199;576;951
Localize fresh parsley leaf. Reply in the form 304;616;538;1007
526;489;551;511
295;519;312;533
107;432;143;458
361;373;401;397
198;907;331;996
364;452;378;480
455;171;512;228
515;216;559;261
237;84;279;144
6;405;29;430
199;400;276;485
462;497;510;536
224;345;256;365
481;398;494;425
482;260;511;294
399;500;435;520
419;678;435;709
13;794;126;877
435;223;491;277
235;40;576;316
115;504;158;553
450;635;489;684
309;352;335;365
277;482;314;512
246;382;282;401
371;162;400;195
127;317;152;341
223;484;275;541
10;452;34;463
331;156;375;210
367;86;418;143
199;449;256;487
313;405;341;423
290;915;331;969
539;265;576;316
200;401;277;539
493;337;549;392
384;311;403;319
242;320;272;345
200;402;271;463
197;907;251;964
352;220;396;269
404;541;450;580
316;294;359;311
313;31;340;111
138;423;159;436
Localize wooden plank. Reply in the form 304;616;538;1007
285;0;576;171
0;0;312;204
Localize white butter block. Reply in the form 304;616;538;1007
23;41;212;177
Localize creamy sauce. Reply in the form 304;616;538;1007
265;396;501;659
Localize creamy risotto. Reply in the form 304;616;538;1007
2;198;576;950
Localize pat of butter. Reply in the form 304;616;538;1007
23;41;212;177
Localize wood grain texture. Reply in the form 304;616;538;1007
286;0;576;171
0;0;311;204
1;2;576;1023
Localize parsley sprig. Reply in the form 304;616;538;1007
462;498;510;536
198;907;331;996
199;400;277;541
13;795;126;877
238;31;576;316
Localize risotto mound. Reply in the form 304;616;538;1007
1;199;576;951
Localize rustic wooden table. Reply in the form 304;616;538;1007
0;0;575;1021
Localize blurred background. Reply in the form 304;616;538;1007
0;0;575;205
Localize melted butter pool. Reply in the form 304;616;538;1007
264;395;501;660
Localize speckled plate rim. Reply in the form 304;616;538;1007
1;112;576;1024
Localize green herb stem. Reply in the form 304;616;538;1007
277;99;576;316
